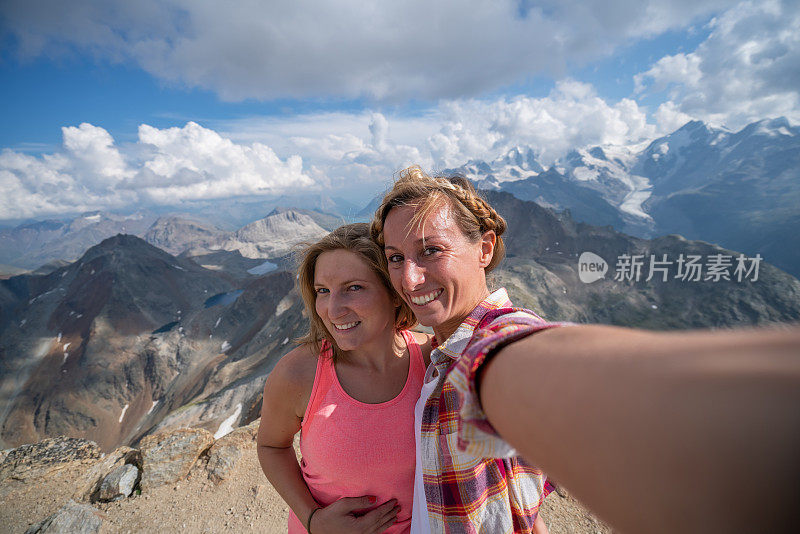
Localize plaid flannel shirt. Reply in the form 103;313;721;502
419;288;570;533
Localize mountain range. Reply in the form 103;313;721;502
1;190;799;451
449;117;800;277
0;116;798;452
0;208;339;278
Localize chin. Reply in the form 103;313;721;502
414;309;446;329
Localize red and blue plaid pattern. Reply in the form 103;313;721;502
420;289;570;533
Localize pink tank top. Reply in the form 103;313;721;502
287;330;424;533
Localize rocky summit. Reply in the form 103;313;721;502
0;423;611;533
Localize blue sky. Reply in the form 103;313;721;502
1;0;798;221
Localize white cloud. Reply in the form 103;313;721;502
1;0;732;102
0;122;314;219
635;0;800;129
219;80;657;186
0;81;665;219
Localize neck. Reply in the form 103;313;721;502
343;328;406;372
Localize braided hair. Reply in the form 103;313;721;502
370;165;507;273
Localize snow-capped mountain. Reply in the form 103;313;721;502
447;146;544;190
455;118;800;277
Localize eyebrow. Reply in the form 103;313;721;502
314;279;368;286
385;235;445;250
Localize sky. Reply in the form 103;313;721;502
1;0;798;222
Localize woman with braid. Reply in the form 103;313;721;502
370;165;800;534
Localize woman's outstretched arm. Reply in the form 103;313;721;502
479;324;800;534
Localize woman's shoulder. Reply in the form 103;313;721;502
270;343;320;389
407;329;434;366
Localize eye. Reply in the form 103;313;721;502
315;287;329;294
423;246;440;257
387;253;403;264
348;284;363;291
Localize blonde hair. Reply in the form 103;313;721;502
296;222;416;362
370;165;507;273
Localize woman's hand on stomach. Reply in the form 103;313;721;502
310;496;400;534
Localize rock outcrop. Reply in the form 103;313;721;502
206;419;259;483
139;427;215;490
0;437;102;483
24;500;104;534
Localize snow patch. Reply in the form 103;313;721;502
173;265;186;271
57;332;62;342
214;317;221;328
282;337;289;345
84;214;101;221
572;166;599;181
63;352;69;363
275;296;292;317
618;174;654;220
214;403;242;439
118;404;129;423
247;260;278;275
221;340;231;352
63;342;71;351
146;400;159;415
658;143;669;155
19;319;26;327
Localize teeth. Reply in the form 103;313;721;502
333;321;359;330
410;289;443;305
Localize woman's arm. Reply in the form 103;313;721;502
257;347;400;534
257;346;320;528
479;324;800;534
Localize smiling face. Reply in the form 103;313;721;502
313;248;399;353
383;201;495;341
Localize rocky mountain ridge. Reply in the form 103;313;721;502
2;192;799;453
0;234;307;451
0;208;338;277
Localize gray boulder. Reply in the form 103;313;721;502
97;464;139;502
73;446;139;502
24;500;103;534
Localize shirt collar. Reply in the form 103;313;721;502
432;288;512;364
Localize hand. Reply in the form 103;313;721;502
309;496;400;534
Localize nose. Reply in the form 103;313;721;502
327;291;349;319
401;260;425;290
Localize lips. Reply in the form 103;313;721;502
333;321;360;331
409;288;443;306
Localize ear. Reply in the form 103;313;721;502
478;230;496;268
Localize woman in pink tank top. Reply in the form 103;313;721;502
257;223;431;534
